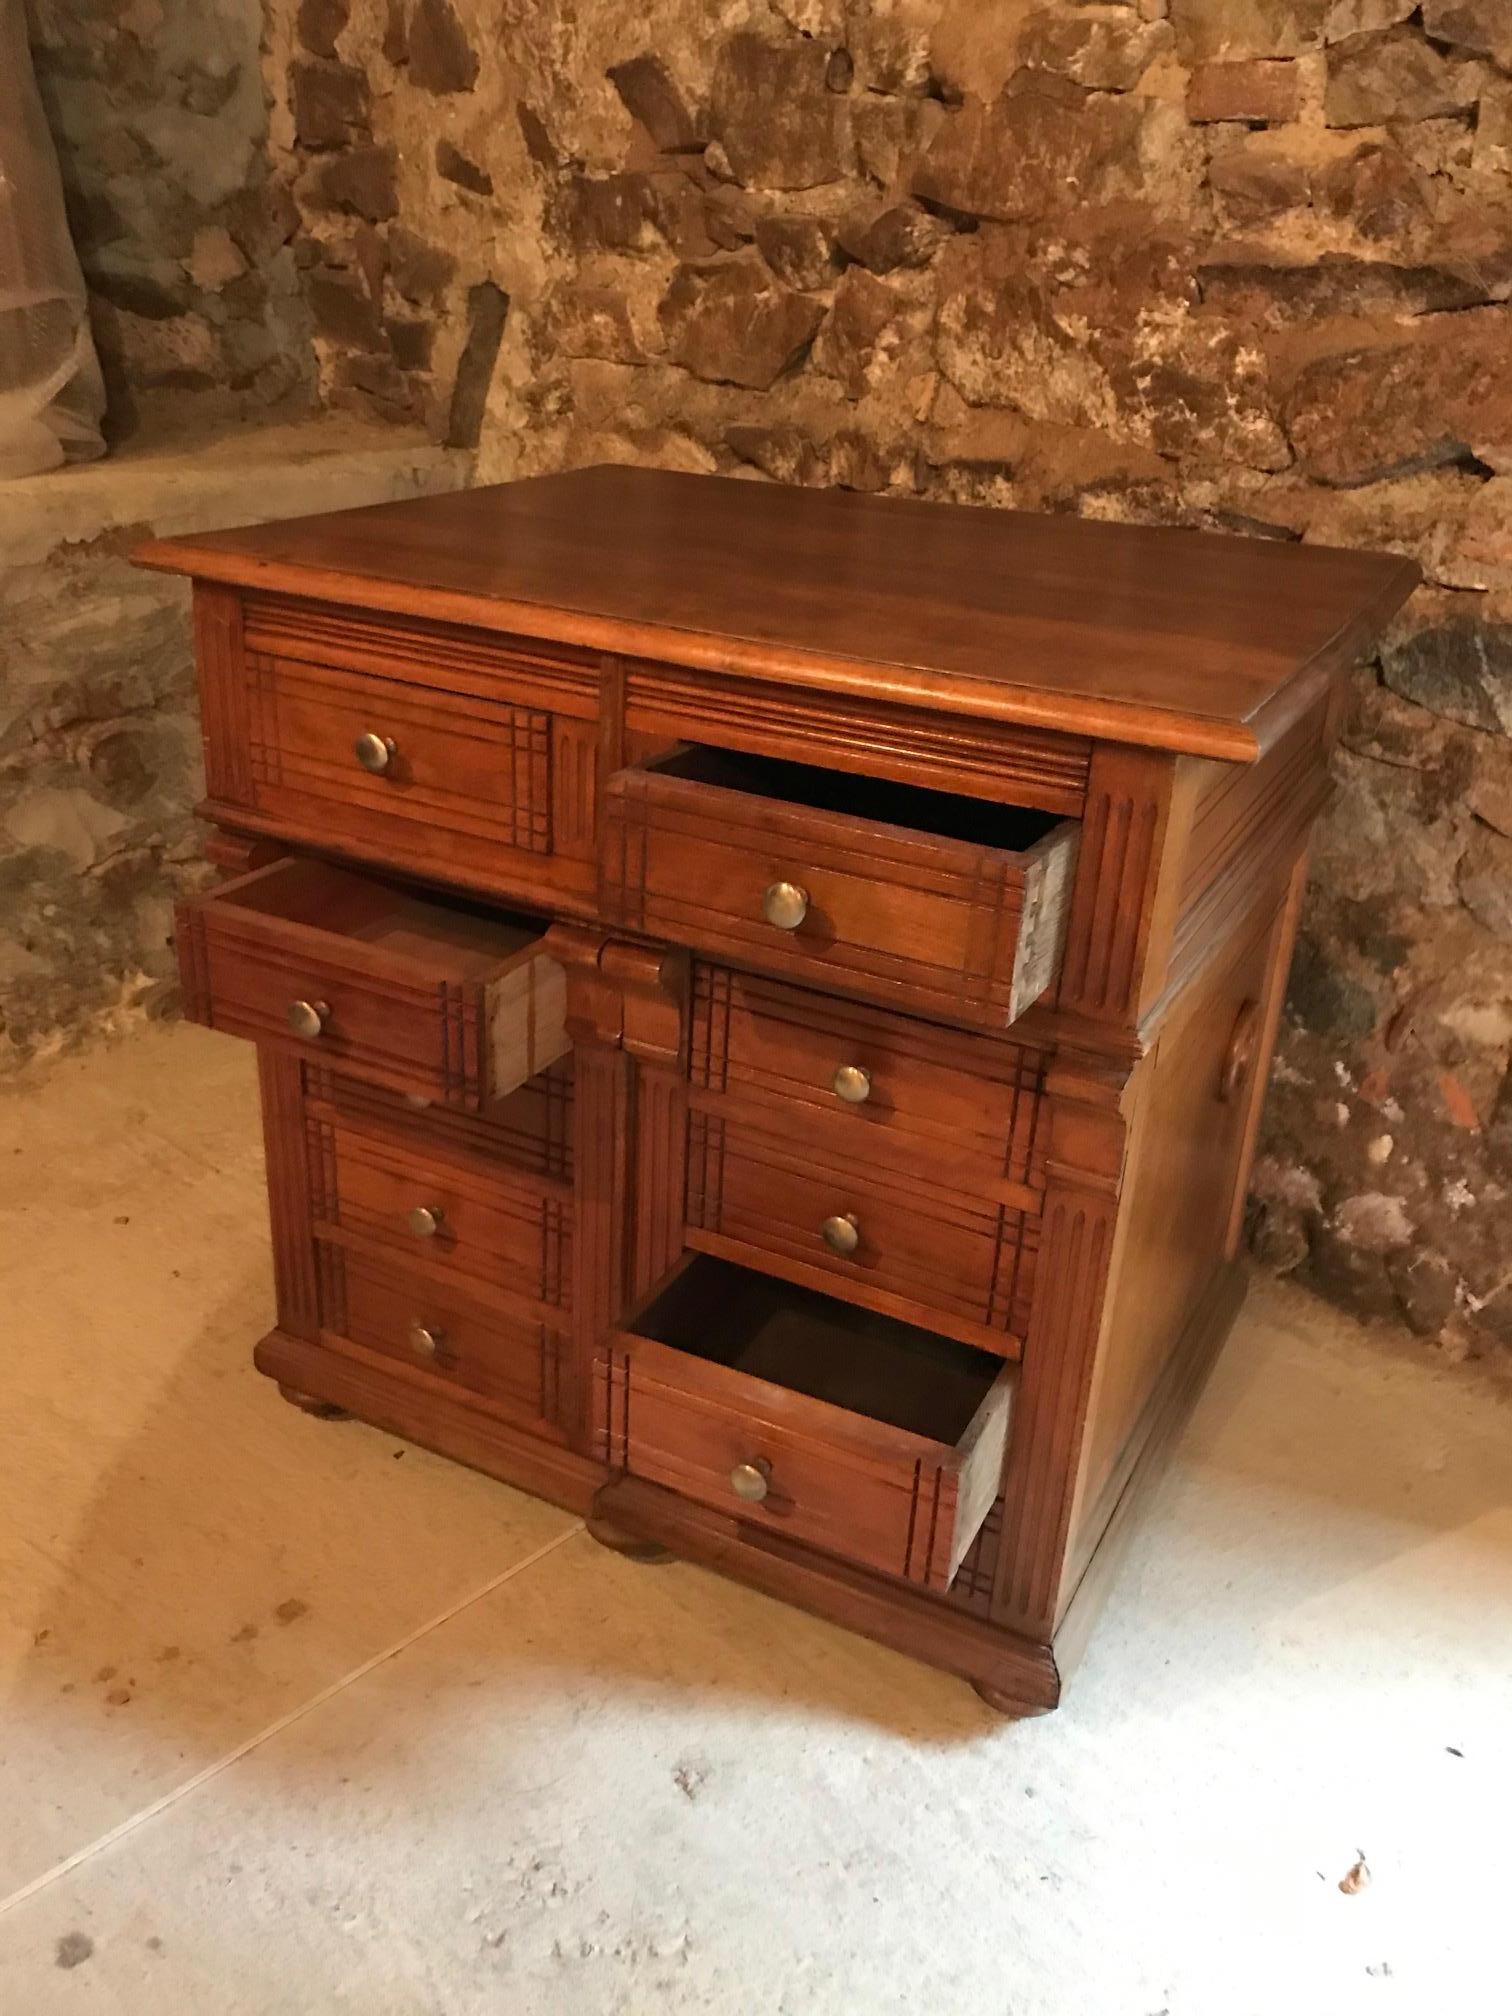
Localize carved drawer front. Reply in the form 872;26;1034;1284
319;1249;565;1433
176;857;568;1112
304;1059;573;1184
601;747;1079;1030
685;1110;1037;1353
239;648;553;885
305;1111;571;1315
596;1256;1015;1591
690;964;1047;1196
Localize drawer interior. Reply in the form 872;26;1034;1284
646;746;1064;853
629;1254;1005;1446
210;857;544;974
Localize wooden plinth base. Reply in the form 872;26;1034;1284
585;1504;675;1564
277;1383;349;1420
249;1258;1248;1713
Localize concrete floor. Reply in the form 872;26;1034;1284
2;1026;1508;2015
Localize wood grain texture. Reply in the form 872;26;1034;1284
254;1325;603;1516
175;857;566;1110
257;1048;321;1341
623;659;1092;816
601;748;1077;1030
244;647;553;868
1064;907;1279;1580
990;1054;1131;1640
683;1108;1037;1351
310;1112;571;1315
688;963;1049;1198
141;467;1419;762
1054;744;1179;1025
331;1249;567;1435
595;1278;1015;1592
193;582;251;805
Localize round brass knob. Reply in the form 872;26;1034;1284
820;1212;860;1256
832;1064;871;1105
762;881;809;931
286;998;329;1040
354;731;397;775
729;1459;770;1504
407;1321;444;1359
406;1205;445;1239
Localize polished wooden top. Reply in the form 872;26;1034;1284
138;465;1417;763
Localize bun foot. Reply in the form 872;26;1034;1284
585;1510;673;1563
971;1678;1045;1719
277;1383;350;1420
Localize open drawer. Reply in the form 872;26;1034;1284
594;1255;1015;1591
175;857;568;1111
601;746;1079;1029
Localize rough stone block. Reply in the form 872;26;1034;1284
1020;7;1172;90
607;54;702;153
435;139;492;195
1187;58;1302;122
754;214;840;290
290;59;371;150
1325;25;1483;127
709;33;851;190
913;71;1199;224
446;281;509;447
302;145;399;222
407;0;478;95
661;257;824;390
836;202;948;273
1284;311;1512;487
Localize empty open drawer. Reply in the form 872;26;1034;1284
175;856;568;1111
594;1256;1015;1591
600;746;1079;1029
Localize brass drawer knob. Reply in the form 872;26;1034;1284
762;880;809;931
832;1064;871;1104
407;1321;444;1358
820;1212;860;1256
729;1459;771;1504
354;731;397;775
407;1205;445;1239
286;998;330;1040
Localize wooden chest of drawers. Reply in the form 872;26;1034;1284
138;468;1416;1714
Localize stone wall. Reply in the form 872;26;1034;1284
26;0;316;436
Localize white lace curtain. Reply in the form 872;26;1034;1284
0;0;105;476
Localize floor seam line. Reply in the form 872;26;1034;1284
0;1519;585;1924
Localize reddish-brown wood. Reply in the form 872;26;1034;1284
145;467;1415;1711
689;964;1049;1197
601;745;1078;1031
596;1256;1015;1591
683;1108;1036;1351
176;857;567;1111
138;465;1418;763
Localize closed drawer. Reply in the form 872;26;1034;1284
305;1059;573;1184
305;1109;571;1314
690;964;1047;1198
322;1249;565;1431
241;647;553;883
686;1111;1037;1350
601;747;1079;1029
176;857;568;1112
596;1256;1015;1591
